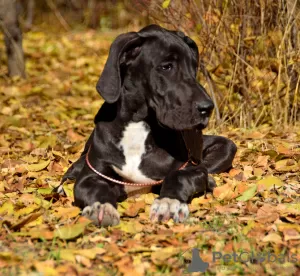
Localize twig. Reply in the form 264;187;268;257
45;0;70;31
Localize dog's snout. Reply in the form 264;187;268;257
197;100;214;115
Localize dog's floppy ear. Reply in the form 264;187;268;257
181;129;203;165
96;32;142;103
175;31;202;163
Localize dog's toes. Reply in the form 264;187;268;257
82;202;120;227
100;203;120;227
150;198;189;223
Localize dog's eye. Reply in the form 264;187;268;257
159;64;173;71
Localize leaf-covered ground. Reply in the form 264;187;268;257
0;29;300;276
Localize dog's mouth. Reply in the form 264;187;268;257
185;120;210;131
177;114;212;131
153;103;213;131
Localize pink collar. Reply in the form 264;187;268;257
85;146;190;187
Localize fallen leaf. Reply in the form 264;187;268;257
215;205;240;214
123;201;146;217
282;229;300;241
54;218;91;240
262;232;283;244
151;247;182;265
254;155;269;168
75;248;106;259
11;211;43;231
256;204;279;223
213;183;235;201
275;159;299;172
236;185;257;201
117;221;144;234
25;159;50;172
257;176;283;191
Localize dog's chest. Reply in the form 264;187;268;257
112;122;154;183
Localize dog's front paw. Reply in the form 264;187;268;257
82;202;120;227
150;198;189;223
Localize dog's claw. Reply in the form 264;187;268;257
150;198;189;223
82;202;120;227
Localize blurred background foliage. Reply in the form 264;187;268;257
1;0;300;128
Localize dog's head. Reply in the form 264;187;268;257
96;24;214;131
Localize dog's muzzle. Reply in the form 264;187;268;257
192;99;214;130
196;100;214;117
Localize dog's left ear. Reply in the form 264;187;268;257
174;31;199;72
96;32;142;103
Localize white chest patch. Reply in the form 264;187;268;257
112;122;155;183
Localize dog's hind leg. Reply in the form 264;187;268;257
53;131;96;195
63;130;95;181
202;135;237;174
73;164;125;227
52;154;86;196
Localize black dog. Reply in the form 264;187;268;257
57;25;237;227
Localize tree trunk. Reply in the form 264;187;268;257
87;0;102;29
25;0;35;31
0;0;26;77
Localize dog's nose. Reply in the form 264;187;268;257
197;100;214;115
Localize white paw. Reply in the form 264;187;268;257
150;198;189;223
82;202;120;227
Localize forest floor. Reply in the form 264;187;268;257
0;28;300;276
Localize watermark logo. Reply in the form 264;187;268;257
187;248;209;272
185;249;298;273
212;251;298;264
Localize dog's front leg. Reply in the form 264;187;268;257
74;165;125;227
150;164;214;223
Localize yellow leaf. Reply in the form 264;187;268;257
116;221;144;234
236;185;257;201
38;135;57;148
34;261;57;276
242;220;255;235
257;176;283;191
54;218;91;240
15;205;39;218
0;252;22;263
276;222;300;232
262;233;283;244
151;247;181;265
11;211;43;231
137;193;158;204
52;207;80;220
0;201;14;215
118;201;129;211
191;194;213;206
74;248;106;259
56;249;76;262
275;159;299;172
26;159;50;172
162;0;171;9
